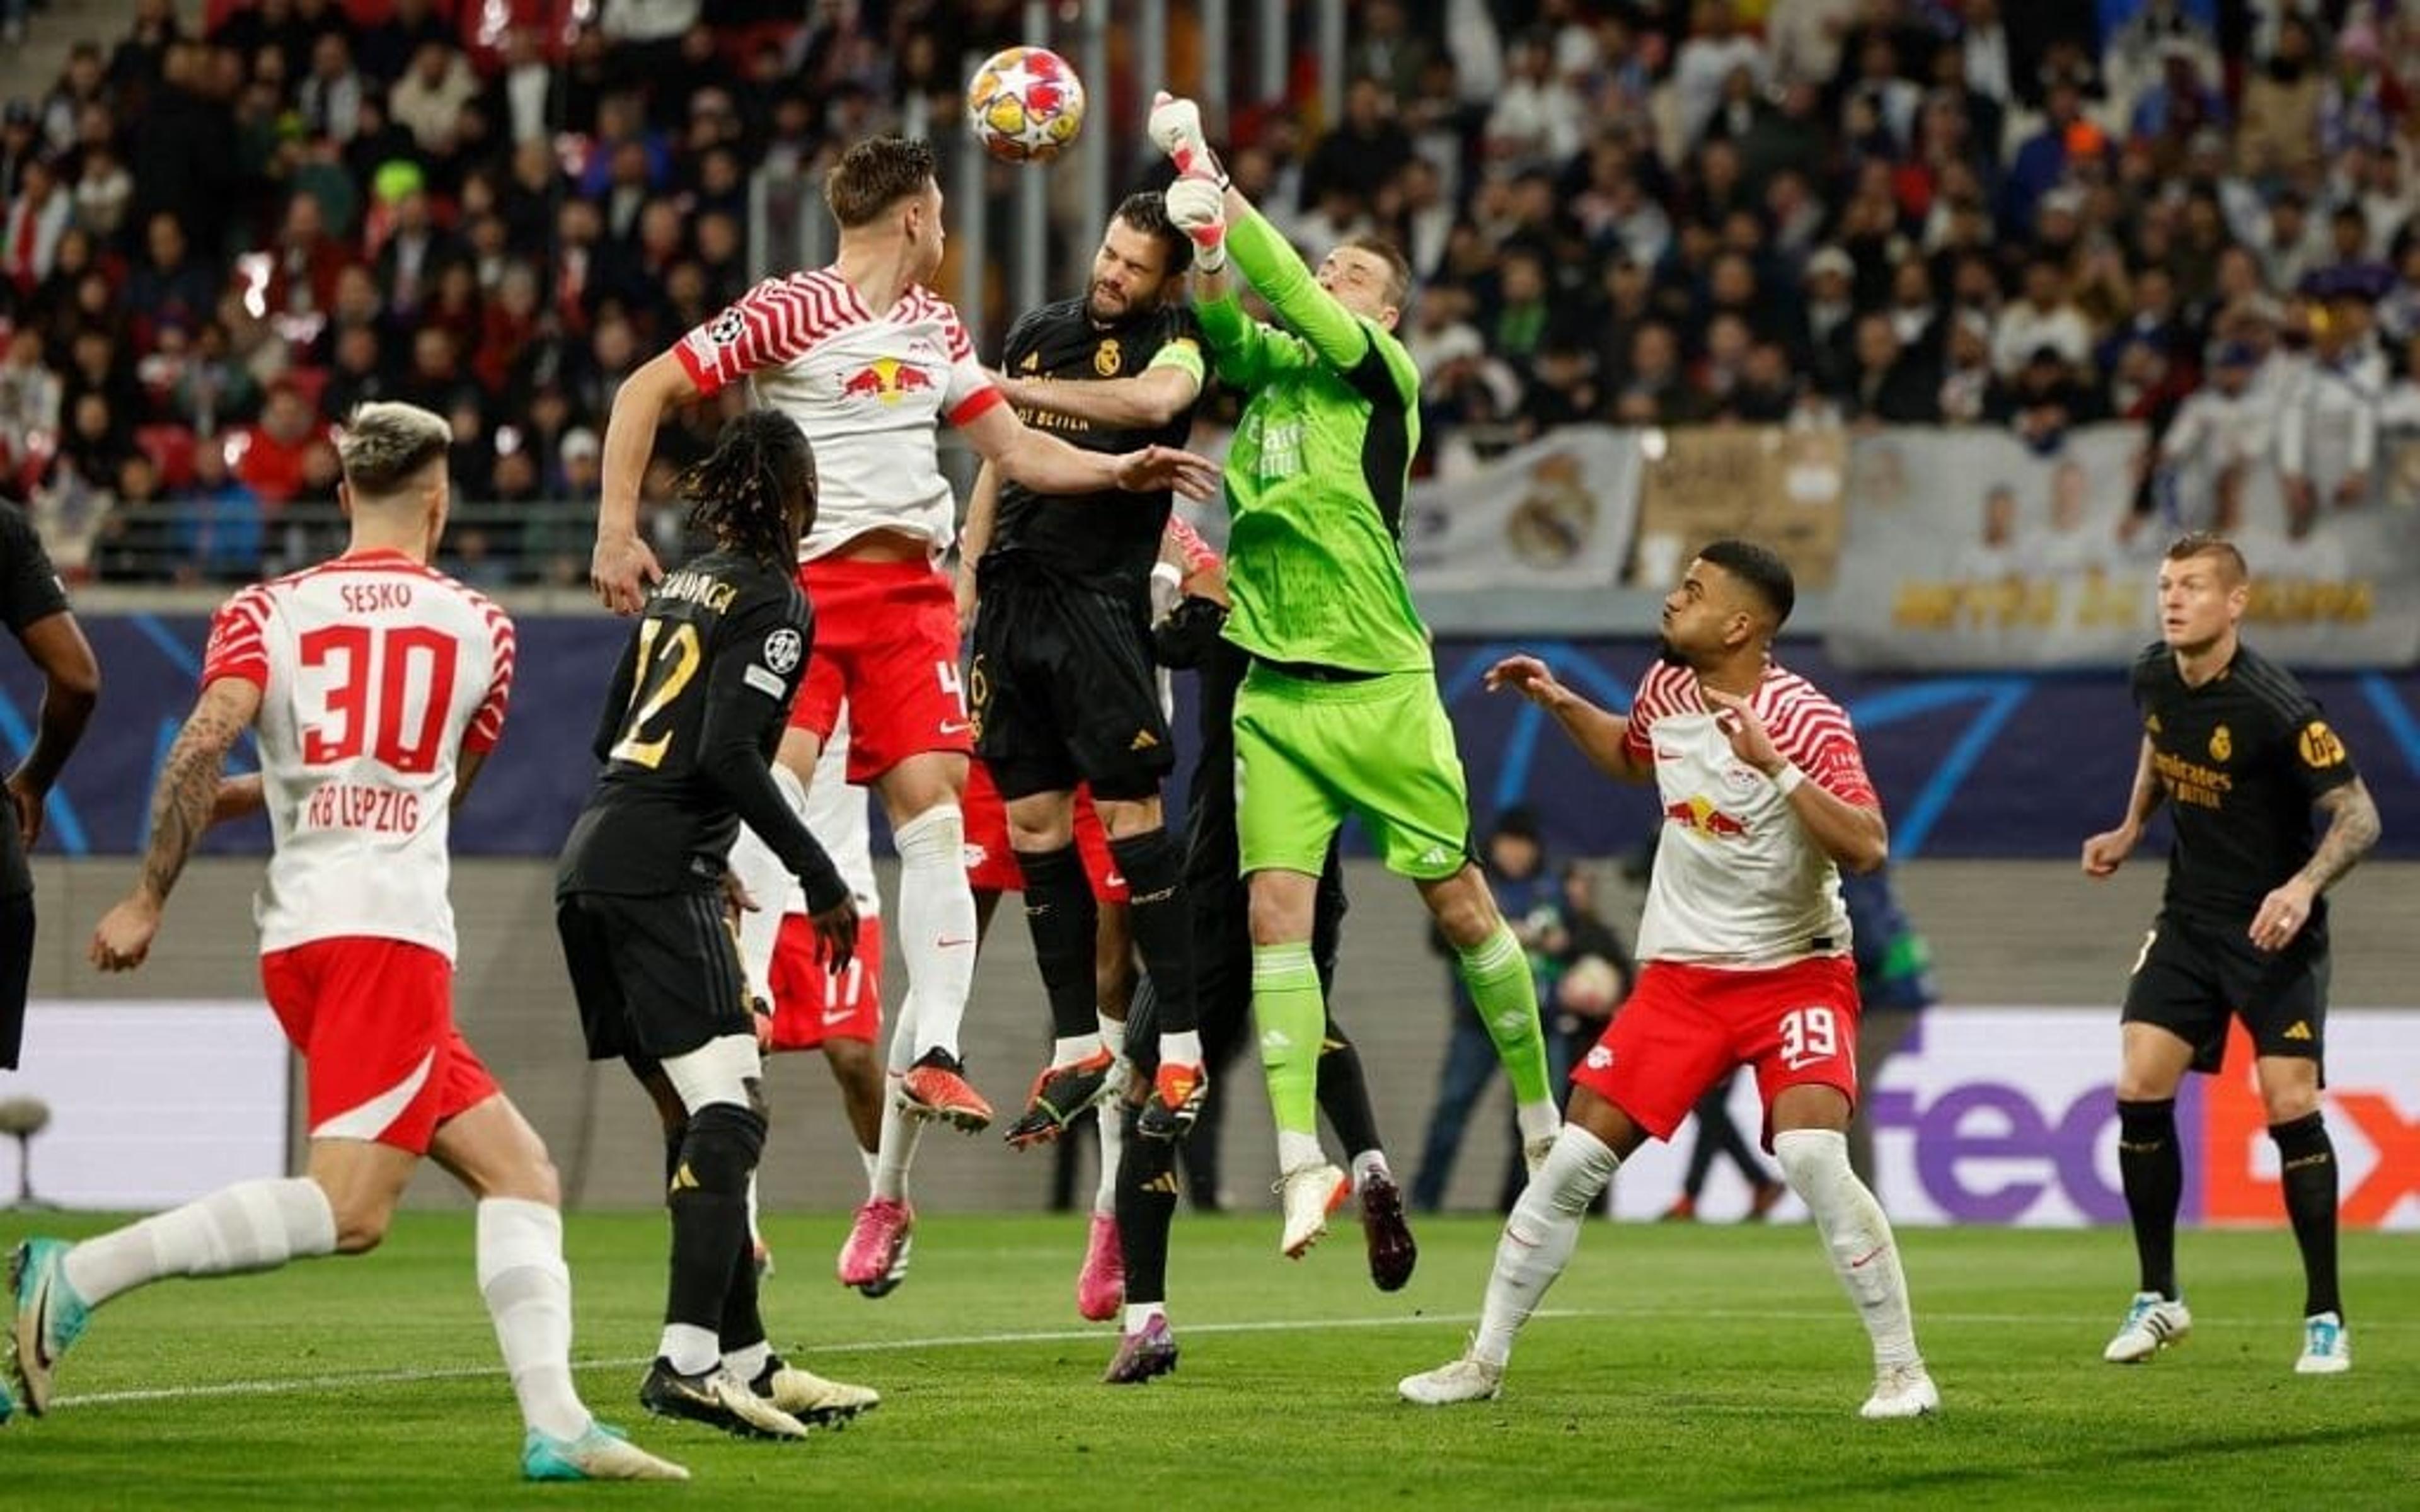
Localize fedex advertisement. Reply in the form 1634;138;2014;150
1608;1008;2420;1230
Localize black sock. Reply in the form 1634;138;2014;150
2269;1111;2342;1319
1314;1017;1382;1163
1115;1105;1178;1307
2117;1098;2182;1300
1109;829;1197;1036
1018;844;1102;1042
665;1104;765;1343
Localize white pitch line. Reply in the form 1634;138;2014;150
45;1301;2412;1410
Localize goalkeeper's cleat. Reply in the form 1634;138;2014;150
2295;1312;2351;1375
1274;1162;1351;1259
751;1354;880;1425
856;1230;913;1299
1135;1062;1206;1142
838;1197;914;1291
899;1048;993;1133
1858;1363;1941;1419
1146;91;1224;185
1358;1171;1417;1292
638;1359;809;1440
1399;1349;1502;1406
2102;1292;2192;1363
9;1237;88;1417
521;1421;690;1480
1101;1312;1177;1385
1005;1049;1119;1149
1076;1213;1125;1322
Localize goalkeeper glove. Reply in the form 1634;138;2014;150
1165;174;1228;274
1148;91;1227;188
1152;593;1229;669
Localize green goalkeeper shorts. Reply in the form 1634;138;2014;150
1232;663;1473;881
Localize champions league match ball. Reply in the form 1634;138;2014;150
966;45;1087;163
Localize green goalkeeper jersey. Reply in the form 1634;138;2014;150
1196;210;1431;675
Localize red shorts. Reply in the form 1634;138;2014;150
959;759;1128;903
260;937;500;1155
787;559;970;784
1571;956;1860;1150
766;912;885;1050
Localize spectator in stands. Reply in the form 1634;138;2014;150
297;32;364;145
3;158;69;289
175;435;261;583
1992;252;2094;378
169;319;262;435
1845;312;1944;424
232;382;328;509
389;42;480;155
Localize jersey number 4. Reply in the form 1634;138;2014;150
300;624;458;774
611;619;703;769
1778;1005;1840;1072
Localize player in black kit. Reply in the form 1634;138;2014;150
555;410;873;1439
0;502;97;1068
2082;533;2381;1376
967;191;1211;1148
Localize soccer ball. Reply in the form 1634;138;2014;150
967;45;1086;163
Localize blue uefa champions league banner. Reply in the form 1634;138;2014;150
2;616;2414;860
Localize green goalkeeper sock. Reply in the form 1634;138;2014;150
1458;924;1557;1128
1252;942;1325;1138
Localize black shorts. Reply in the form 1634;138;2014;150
969;566;1172;803
557;890;754;1063
0;890;30;1071
2121;907;2330;1074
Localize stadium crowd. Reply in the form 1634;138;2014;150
1;0;2417;583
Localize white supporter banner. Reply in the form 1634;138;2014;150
0;1003;290;1210
1402;426;1642;591
1611;1007;2420;1230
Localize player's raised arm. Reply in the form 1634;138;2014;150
91;675;262;971
957;397;1219;502
1485;654;1650;784
957;461;1001;631
594;350;703;612
1702;687;1889;874
994;349;1203;429
2083;735;2164;877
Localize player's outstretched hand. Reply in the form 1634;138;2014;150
1148;91;1224;186
1164;175;1228;273
1116;444;1223;501
1483;653;1567;707
591;532;664;616
89;895;161;973
1701;686;1784;777
2248;877;2317;954
2080;824;2136;878
721;869;759;926
810;895;860;975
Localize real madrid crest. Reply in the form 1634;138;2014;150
2208;724;2231;762
1094;338;1122;377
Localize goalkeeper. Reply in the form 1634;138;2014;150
1149;94;1560;1261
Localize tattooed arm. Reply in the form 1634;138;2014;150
91;677;263;972
2249;777;2383;954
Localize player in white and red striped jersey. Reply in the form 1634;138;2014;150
11;405;684;1480
1401;539;1939;1423
591;140;1216;1290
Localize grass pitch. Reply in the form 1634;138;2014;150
0;1210;2411;1509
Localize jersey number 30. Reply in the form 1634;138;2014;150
300;624;458;774
611;619;703;769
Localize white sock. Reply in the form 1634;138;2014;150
475;1198;591;1441
1472;1125;1618;1368
722;1339;772;1382
1158;1028;1202;1067
1052;1033;1101;1067
746;1170;763;1248
1351;1149;1392;1193
1773;1128;1921;1371
859;1146;879;1192
1277;1129;1327;1174
1515;1099;1562;1145
1124;1302;1165;1332
1093;1097;1125;1217
658;1322;720;1377
727;814;792;1011
1098;1014;1127;1061
892;804;977;1060
872;1017;924;1203
63;1176;337;1307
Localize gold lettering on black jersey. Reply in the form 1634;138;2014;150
1094;338;1121;377
2153;749;2232;810
1020;350;1041;372
2208;724;2231;762
2298;721;2347;769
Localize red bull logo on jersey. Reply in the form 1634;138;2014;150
840;357;937;406
1664;794;1751;838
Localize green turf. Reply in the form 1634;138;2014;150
0;1210;2411;1509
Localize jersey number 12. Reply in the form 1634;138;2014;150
611;619;703;769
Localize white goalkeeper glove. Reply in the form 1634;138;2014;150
1148;91;1227;188
1163;174;1228;273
